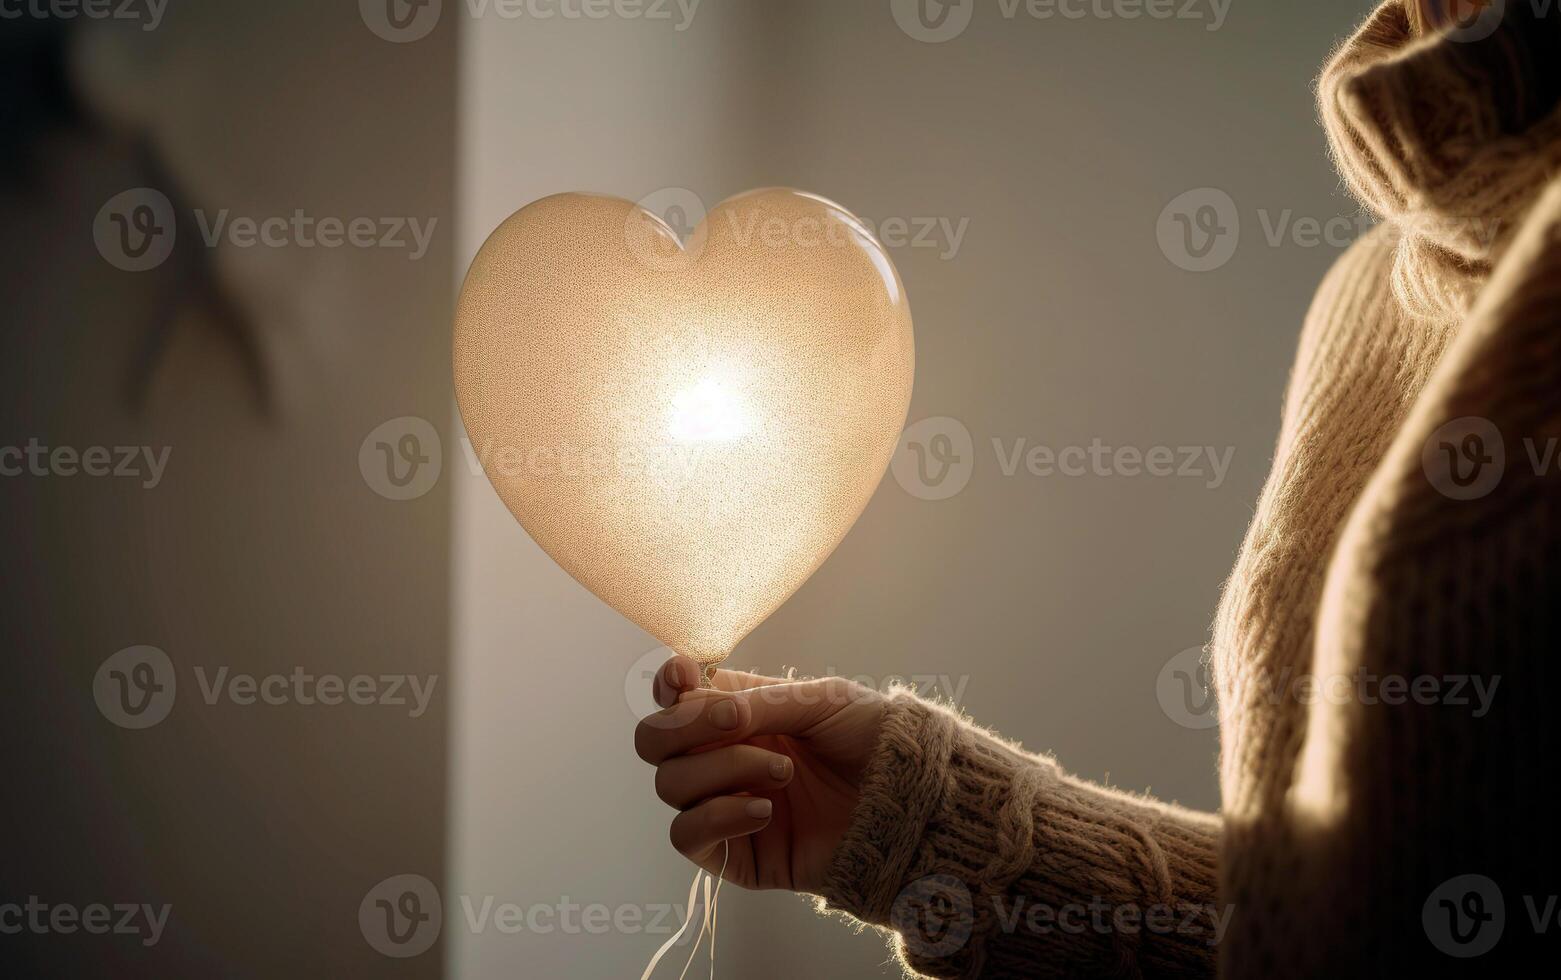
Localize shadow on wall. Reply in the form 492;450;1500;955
1;3;455;977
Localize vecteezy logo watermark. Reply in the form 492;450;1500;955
892;416;975;501
891;0;1230;43
890;0;975;42
0;0;166;30
1157;188;1239;273
93;189;438;271
375;419;764;503
1440;0;1506;44
626;187;709;270
1157;188;1507;273
94;188;177;272
1422;416;1505;501
0;898;172;947
362;875;704;957
1421;417;1561;501
892;874;975;959
626;187;972;268
92;648;440;728
93;646;178;730
360;0;443;42
625;646;678;722
893;419;1234;501
360;416;442;501
625;646;974;725
1156;645;1217;731
361;874;442;958
1158;653;1502;731
361;0;702;41
1424;874;1504;957
0;439;171;488
1423;873;1561;958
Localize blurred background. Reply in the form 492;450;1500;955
3;0;1375;976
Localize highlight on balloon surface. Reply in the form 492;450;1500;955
453;188;914;683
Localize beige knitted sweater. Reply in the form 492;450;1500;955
817;3;1561;976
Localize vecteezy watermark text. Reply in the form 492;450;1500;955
360;0;703;43
0;898;171;947
1156;645;1501;731
0;440;170;489
890;0;1231;43
192;210;437;260
192;666;438;718
0;0;165;30
890;417;1237;501
1156;187;1506;273
94;646;439;729
992;437;1233;488
360;873;704;959
892;873;1232;961
720;207;970;261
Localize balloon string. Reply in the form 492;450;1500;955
640;841;729;980
708;844;727;980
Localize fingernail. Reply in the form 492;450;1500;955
745;798;773;820
769;756;791;780
663;660;682;687
710;700;739;730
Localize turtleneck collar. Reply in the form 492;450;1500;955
1319;0;1561;321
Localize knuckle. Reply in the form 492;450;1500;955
633;723;658;764
736;745;768;779
818;676;856;703
652;763;676;805
668;813;697;856
715;748;743;783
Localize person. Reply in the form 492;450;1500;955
636;1;1561;974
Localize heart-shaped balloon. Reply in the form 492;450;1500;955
453;188;914;674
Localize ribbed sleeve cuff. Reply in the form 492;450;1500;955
817;692;1222;979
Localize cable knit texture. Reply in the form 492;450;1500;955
816;3;1561;975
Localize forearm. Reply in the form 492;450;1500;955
817;692;1222;979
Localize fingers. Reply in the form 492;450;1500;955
650;655;786;709
635;690;750;763
635;676;867;765
651;656;700;708
669;796;774;865
653;744;793;810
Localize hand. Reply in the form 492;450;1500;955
634;655;886;893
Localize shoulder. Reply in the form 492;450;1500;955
1291;224;1401;372
1299;223;1400;352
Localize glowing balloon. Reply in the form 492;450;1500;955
454;188;914;679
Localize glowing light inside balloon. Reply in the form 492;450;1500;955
669;376;748;443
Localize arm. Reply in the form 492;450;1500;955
818;692;1221;979
636;661;1222;979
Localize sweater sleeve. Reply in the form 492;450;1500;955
816;691;1221;978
